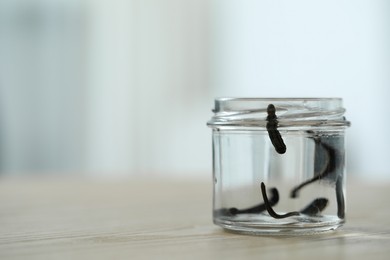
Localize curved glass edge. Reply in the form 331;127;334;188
208;97;350;128
213;97;343;113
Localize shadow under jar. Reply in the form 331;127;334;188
207;98;351;235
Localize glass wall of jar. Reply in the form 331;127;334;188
207;98;351;235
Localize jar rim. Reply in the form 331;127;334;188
213;97;343;111
208;97;350;129
216;97;342;101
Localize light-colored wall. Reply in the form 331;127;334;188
0;0;388;179
84;0;211;177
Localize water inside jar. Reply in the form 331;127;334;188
212;129;345;233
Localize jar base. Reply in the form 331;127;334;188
214;215;344;236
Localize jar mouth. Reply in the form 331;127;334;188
208;97;350;129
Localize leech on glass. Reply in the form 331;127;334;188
261;183;329;218
300;198;329;215
336;177;345;218
266;104;286;154
289;133;345;218
261;182;300;219
228;187;279;215
290;138;336;198
227;185;328;217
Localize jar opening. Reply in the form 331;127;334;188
208;97;350;129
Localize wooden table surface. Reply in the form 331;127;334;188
0;177;389;259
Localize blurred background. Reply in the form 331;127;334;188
0;0;389;180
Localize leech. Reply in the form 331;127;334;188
266;104;286;154
229;188;328;217
300;198;328;215
228;187;279;215
261;182;300;219
288;134;345;218
336;177;345;219
290;139;336;198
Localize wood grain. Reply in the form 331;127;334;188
0;177;389;259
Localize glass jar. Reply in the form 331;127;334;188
207;98;351;235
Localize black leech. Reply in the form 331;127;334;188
300;198;329;215
266;104;286;154
289;134;345;219
229;187;279;215
261;182;300;219
336;176;345;219
290;138;336;198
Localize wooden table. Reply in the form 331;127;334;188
0;177;389;259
